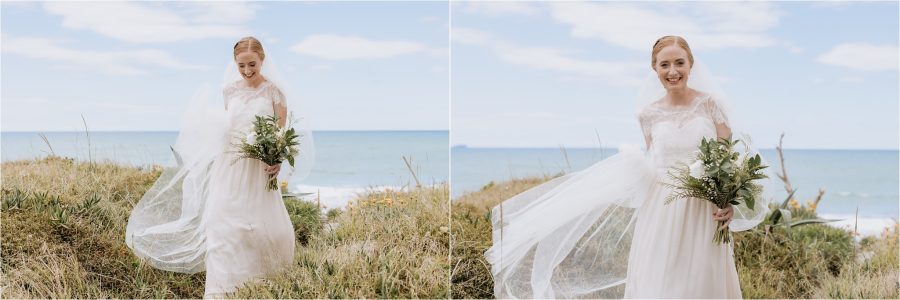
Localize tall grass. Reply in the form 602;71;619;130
232;185;450;298
450;176;899;299
2;156;450;298
2;156;204;298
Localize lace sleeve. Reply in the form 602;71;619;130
637;108;654;144
269;85;286;107
222;82;237;109
703;96;729;126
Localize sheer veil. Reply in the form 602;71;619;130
485;60;771;298
125;43;314;273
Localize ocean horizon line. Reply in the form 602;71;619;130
451;145;900;152
2;129;449;134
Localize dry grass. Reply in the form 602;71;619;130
2;156;204;298
813;223;900;298
232;185;450;298
2;156;450;298
450;175;899;299
450;176;555;299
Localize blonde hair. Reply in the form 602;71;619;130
233;36;265;61
651;35;693;68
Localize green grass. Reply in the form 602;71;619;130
2;156;450;298
450;176;900;299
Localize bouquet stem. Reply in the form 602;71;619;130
267;174;278;191
713;220;731;244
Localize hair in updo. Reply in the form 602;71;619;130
233;36;265;61
651;35;693;68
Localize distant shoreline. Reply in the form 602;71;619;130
452;145;900;152
1;129;450;134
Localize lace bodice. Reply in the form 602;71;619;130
637;94;729;171
222;80;286;139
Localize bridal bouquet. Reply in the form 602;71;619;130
665;137;768;244
232;114;302;190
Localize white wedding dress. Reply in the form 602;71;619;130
485;93;763;299
623;93;741;298
126;80;296;298
203;80;296;296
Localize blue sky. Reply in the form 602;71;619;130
451;2;899;150
1;2;449;132
2;1;898;150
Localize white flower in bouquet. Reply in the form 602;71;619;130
232;115;304;190
688;160;705;179
665;137;768;244
737;152;747;164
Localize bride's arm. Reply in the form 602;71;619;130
275;102;287;128
714;119;734;226
272;87;288;127
707;97;732;140
638;111;653;150
265;103;287;174
715;123;732;140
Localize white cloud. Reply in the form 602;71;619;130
308;65;334;71
431;65;447;73
493;42;644;85
42;2;256;43
1;35;206;75
1;1;38;9
817;43;899;71
452;27;645;85
456;2;541;17
452;27;493;45
421;15;442;23
290;34;432;60
548;2;782;51
177;2;258;24
838;76;864;83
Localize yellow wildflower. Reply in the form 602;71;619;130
788;198;800;209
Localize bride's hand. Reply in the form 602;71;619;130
713;205;734;230
265;163;281;175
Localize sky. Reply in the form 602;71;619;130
2;1;898;150
451;1;900;150
1;2;449;132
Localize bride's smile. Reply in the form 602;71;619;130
653;43;692;93
236;51;265;87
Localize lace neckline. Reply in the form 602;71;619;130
233;80;271;91
646;93;710;114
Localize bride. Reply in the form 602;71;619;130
484;36;769;298
125;36;314;298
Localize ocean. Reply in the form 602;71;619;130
3;131;897;235
452;146;899;235
1;131;449;209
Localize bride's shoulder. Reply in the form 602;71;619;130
223;80;242;95
264;82;286;105
637;98;665;119
695;92;725;114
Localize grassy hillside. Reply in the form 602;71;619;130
450;176;899;299
1;156;449;298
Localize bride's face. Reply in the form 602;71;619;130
653;45;692;92
235;51;263;84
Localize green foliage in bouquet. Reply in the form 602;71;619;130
232;114;302;190
665;137;769;243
